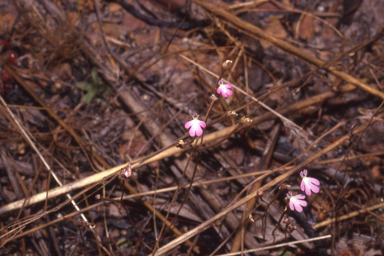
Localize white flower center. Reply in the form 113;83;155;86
191;119;200;128
219;84;227;93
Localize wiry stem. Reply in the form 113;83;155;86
262;184;290;240
271;207;288;243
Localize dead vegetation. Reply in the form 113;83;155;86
1;0;384;255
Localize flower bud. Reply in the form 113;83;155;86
226;111;238;117
222;60;232;70
287;225;297;233
210;94;218;102
279;183;291;190
176;140;185;148
240;117;253;124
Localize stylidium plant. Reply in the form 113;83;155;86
217;80;233;98
300;169;320;196
258;170;321;240
286;191;307;212
184;113;206;137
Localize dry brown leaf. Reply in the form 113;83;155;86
299;15;314;41
122;11;146;33
66;12;79;26
0;13;16;32
108;2;123;12
261;17;287;49
371;165;384;180
77;0;102;12
269;88;287;105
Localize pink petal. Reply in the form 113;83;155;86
189;126;196;137
225;83;232;89
199;121;206;128
305;185;312;196
185;121;192;129
226;89;233;96
290;195;307;212
294;203;303;212
195;126;203;136
308;177;320;185
295;194;305;200
289;201;295;211
301;177;320;196
308;179;320;193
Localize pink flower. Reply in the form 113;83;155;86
217;80;233;97
300;169;320;196
124;164;132;178
184;114;206;137
286;191;307;212
119;164;132;179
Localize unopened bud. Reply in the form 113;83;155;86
226;111;238;117
257;190;264;197
176;140;185;148
222;60;232;70
86;221;95;229
95;194;101;200
279;183;290;190
210;94;218;102
240;117;253;124
283;217;290;224
287;225;297;233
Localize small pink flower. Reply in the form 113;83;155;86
286;191;307;212
217;80;233;98
124;164;132;178
300;169;320;196
119;164;132;179
184;114;206;137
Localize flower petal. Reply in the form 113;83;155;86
300;180;305;192
185;121;192;129
308;177;320;185
294;203;303;212
305;185;312;196
301;177;320;196
199;121;206;128
195;125;203;136
289;201;295;211
189;126;196;137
